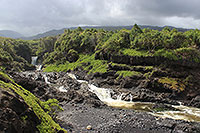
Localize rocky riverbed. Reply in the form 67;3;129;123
8;71;200;133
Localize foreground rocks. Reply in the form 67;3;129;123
0;73;39;133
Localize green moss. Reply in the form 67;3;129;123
116;70;142;79
154;49;179;60
121;48;151;57
0;71;15;82
45;54;108;74
144;71;154;79
41;99;64;119
144;66;154;71
158;77;185;91
21;115;28;121
175;47;200;63
0;72;66;133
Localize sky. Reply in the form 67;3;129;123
0;0;200;36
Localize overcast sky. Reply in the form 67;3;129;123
0;0;200;36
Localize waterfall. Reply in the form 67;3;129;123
36;65;42;71
31;56;38;65
31;56;43;71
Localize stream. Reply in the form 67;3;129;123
45;73;200;123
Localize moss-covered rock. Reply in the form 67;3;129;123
158;77;185;92
0;72;66;133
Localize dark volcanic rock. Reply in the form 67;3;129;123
189;95;200;108
95;51;200;68
0;87;39;133
12;72;105;107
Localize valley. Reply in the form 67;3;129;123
1;25;200;132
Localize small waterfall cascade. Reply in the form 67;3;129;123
36;65;42;71
31;56;38;65
58;86;68;92
63;73;200;123
31;56;42;71
43;74;51;84
88;84;154;110
67;73;154;110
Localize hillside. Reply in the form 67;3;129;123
0;30;24;39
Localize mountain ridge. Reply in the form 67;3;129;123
21;25;192;40
0;30;24;39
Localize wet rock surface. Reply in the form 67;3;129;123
12;71;105;107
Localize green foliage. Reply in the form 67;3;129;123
102;29;130;52
43;27;112;64
121;48;151;57
158;77;185;91
14;41;32;63
45;54;108;74
41;99;63;119
116;70;142;79
130;24;143;44
154;49;179;60
132;29;163;51
67;49;79;62
41;25;200;66
184;29;200;47
0;37;33;71
36;36;57;56
175;47;200;62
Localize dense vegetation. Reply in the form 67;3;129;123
2;24;200;73
0;37;34;72
41;24;200;72
40;25;200;95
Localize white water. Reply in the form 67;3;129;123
43;74;51;84
67;73;77;79
58;86;68;92
36;65;42;71
152;105;200;122
88;84;154;110
31;56;38;65
64;73;200;122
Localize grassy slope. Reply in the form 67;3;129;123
45;54;108;74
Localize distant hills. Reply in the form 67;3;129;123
0;30;24;39
21;25;192;40
0;25;193;40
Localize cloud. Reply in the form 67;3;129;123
0;0;200;36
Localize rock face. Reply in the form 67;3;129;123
0;79;39;133
95;51;200;68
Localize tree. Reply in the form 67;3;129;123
130;24;143;47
